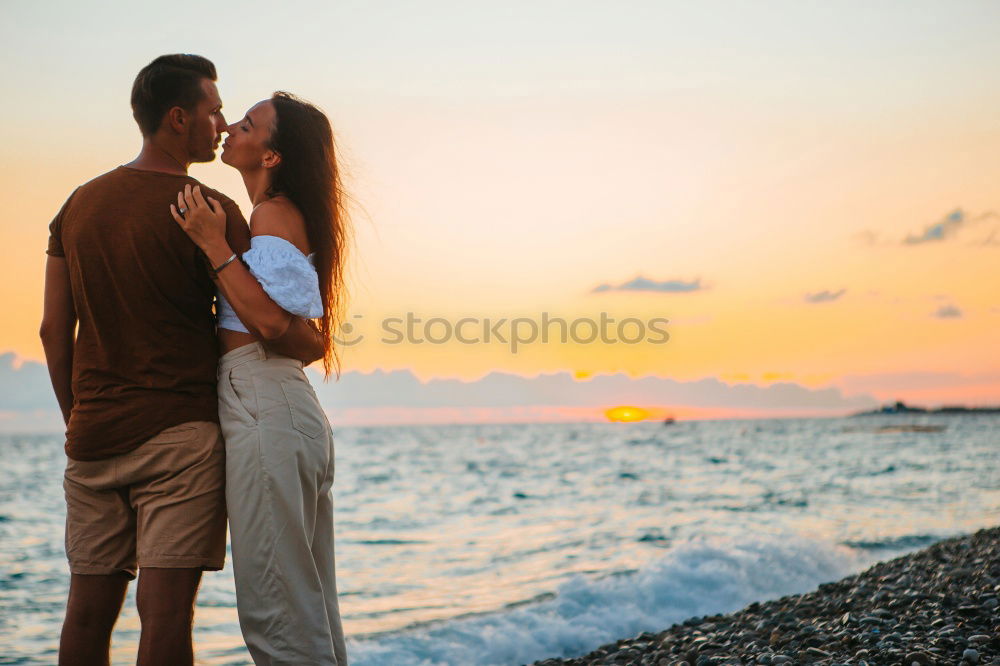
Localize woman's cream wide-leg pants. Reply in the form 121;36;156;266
218;342;347;666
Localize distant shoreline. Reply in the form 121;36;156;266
851;400;1000;416
530;526;998;666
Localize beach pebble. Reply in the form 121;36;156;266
904;651;933;665
528;527;999;666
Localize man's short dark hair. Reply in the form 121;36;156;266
131;54;217;136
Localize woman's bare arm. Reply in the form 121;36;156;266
266;318;325;365
171;185;324;364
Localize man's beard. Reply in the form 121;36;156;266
189;132;218;164
191;145;215;162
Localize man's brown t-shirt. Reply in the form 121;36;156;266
47;166;248;461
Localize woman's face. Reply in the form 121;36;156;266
220;100;278;171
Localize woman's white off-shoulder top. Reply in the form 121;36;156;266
216;235;323;334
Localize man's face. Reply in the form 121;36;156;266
186;78;226;163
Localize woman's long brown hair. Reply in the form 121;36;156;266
266;91;351;379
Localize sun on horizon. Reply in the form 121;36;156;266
604;406;651;423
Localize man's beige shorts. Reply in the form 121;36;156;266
63;420;227;578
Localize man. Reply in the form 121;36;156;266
39;54;323;666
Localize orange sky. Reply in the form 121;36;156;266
2;1;999;414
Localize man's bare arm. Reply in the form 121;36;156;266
40;256;76;424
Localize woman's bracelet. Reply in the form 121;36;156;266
212;252;238;275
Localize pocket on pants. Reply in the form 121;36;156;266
227;367;259;423
279;379;325;439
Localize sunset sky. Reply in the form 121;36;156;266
2;0;999;423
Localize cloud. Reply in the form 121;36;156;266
804;288;846;304
307;369;876;412
931;304;962;319
855;209;999;247
0;353;63;432
0;351;878;430
834;370;1000;406
980;229;1000;247
0;353;58;411
592;275;705;294
903;209;966;244
837;370;1000;393
902;209;999;246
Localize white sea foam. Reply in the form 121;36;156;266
348;531;870;666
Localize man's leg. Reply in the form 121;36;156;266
125;421;227;666
135;568;203;666
62;455;137;666
59;572;130;666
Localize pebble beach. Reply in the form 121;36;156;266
531;526;999;666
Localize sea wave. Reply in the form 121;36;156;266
347;531;878;666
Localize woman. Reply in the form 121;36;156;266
170;91;350;666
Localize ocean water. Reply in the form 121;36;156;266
1;414;998;665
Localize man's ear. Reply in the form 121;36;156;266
166;106;188;134
262;150;282;169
